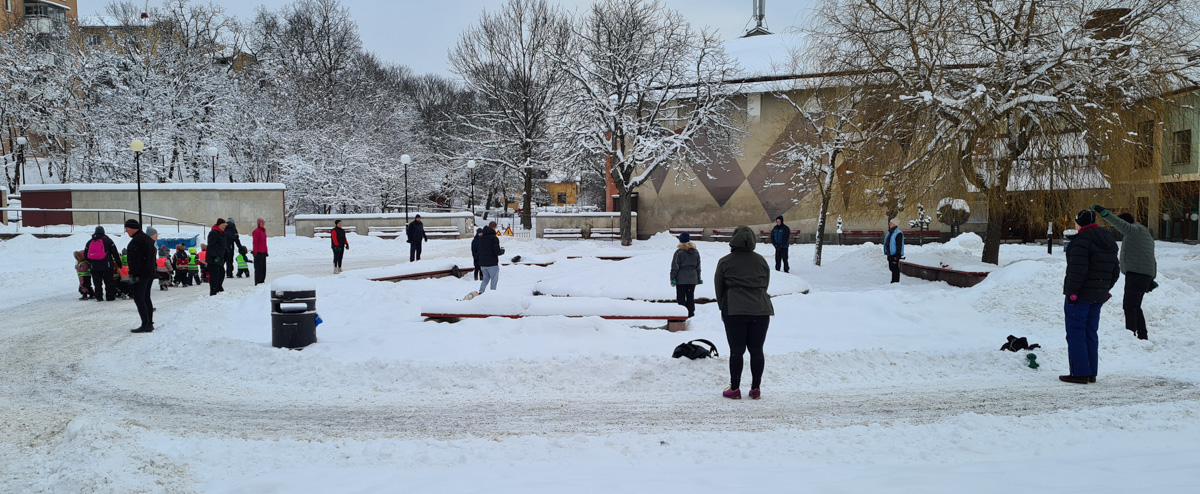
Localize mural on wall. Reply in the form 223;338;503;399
689;134;745;207
748;111;821;219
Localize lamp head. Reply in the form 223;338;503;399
401;154;411;165
205;146;218;157
467;160;476;169
15;136;27;145
130;140;145;152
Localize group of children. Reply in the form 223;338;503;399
74;242;251;300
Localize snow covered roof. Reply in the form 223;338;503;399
21;183;286;192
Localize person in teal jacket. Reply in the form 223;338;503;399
883;218;905;283
1093;205;1157;340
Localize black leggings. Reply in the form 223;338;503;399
332;246;344;268
724;314;770;390
1123;272;1153;333
675;284;696;317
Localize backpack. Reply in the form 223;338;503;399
672;339;719;360
87;238;107;261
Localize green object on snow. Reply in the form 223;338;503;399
1026;353;1039;369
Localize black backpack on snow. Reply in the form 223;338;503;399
672;339;719;360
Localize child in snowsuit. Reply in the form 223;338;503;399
116;251;132;299
198;244;210;283
235;245;251;278
74;250;94;300
156;250;174;291
670;232;702;318
173;244;191;286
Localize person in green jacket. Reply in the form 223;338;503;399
235;246;251;278
714;225;773;400
1093;204;1157;340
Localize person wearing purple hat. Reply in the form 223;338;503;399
670;232;701;318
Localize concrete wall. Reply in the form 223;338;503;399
294;212;474;238
535;213;635;238
18;184;286;234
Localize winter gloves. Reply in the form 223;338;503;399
1092;204;1109;217
1068;294;1078;305
1026;354;1039;369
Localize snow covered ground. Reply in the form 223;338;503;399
2;231;1199;493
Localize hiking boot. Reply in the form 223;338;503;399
1058;375;1088;384
131;325;154;333
722;388;741;400
1136;330;1148;340
1088;376;1096;383
749;388;761;400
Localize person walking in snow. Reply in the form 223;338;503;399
406;214;428;262
1093;205;1157;340
330;219;349;273
252;218;268;285
83;226;122;302
670;232;702;318
224;218;243;278
207;219;228;296
884;217;905;283
125;219;157;333
715;225;773;400
476;221;505;294
1060;209;1120;384
770;216;791;273
471;228;484;281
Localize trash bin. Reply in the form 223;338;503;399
271;275;317;349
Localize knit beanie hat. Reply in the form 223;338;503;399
124;219;141;230
215;218;226;227
1075;209;1096;227
95;226;105;235
678;232;690;243
146;227;158;236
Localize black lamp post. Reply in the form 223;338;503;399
131;139;145;225
467;159;476;212
15;136;27;186
401;154;411;224
206;146;218;182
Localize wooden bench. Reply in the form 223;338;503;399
314;226;356;238
588;227;620;240
669;227;704;238
906;230;941;244
368;226;404;239
759;229;803;244
899;261;989;287
425;226;461;239
841;230;940;245
711;228;735;242
421;296;689;332
544;228;583;239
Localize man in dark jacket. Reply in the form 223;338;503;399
84;226;122;302
470;228;484;280
207;218;228;296
124;219;157;333
770;216;791;273
714;226;773;400
406;214;428;262
1093;205;1157;340
476;222;505;293
224;218;242;278
1060;209;1121;384
884;218;905;283
330;219;349;273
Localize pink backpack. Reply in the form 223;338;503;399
87;238;107;261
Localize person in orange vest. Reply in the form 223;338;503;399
156;254;173;291
198;243;209;283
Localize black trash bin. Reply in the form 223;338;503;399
271;289;317;349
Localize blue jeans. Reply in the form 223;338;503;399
1064;298;1104;377
478;265;500;293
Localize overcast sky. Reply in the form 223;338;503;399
82;0;816;77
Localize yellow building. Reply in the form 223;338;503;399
0;0;77;33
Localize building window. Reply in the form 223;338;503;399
1173;130;1192;165
88;34;102;46
1137;121;1154;168
5;0;11;13
556;192;567;205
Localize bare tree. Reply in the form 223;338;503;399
814;0;1200;264
559;0;741;245
449;0;572;229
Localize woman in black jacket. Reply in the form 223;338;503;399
1060;209;1120;384
714;226;773;400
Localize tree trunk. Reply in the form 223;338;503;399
521;167;533;230
815;194;830;266
618;188;633;246
981;195;1004;265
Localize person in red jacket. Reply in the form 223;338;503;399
330;219;349;273
252;217;268;285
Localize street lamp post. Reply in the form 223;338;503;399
467;160;476;212
15;136;27;186
131;139;145;226
206;146;219;182
401;154;412;224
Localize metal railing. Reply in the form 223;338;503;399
0;207;208;233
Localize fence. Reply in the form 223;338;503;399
0;207;208;233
